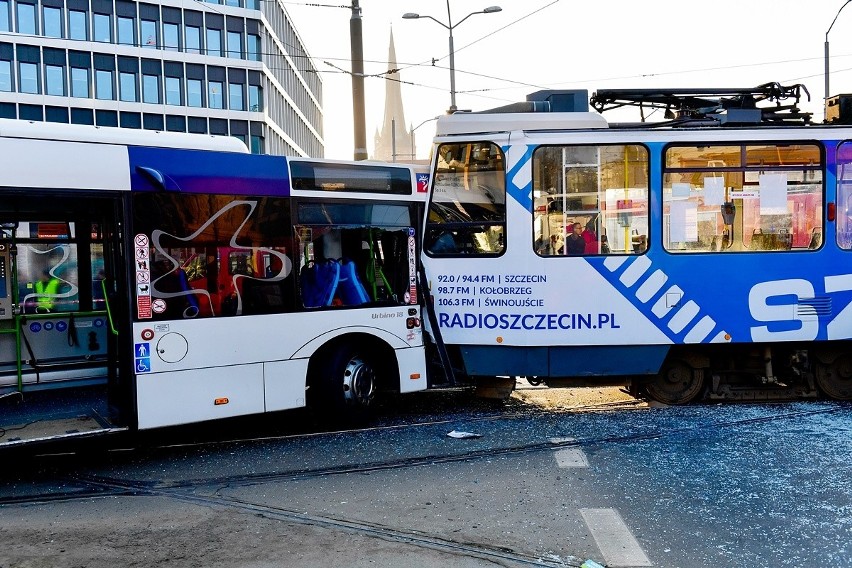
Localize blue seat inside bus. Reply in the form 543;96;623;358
300;259;340;308
300;258;369;307
337;259;369;305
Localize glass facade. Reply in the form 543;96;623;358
70;66;88;97
228;82;243;111
119;71;136;102
208;80;222;109
93;12;110;42
141;19;156;47
68;10;86;40
45;64;64;95
0;0;324;157
17;2;36;35
142;73;158;103
187;78;202;107
43;6;61;38
206;28;221;57
165;76;180;105
94;69;112;99
0;0;9;32
0;59;11;91
117;16;134;45
19;61;38;93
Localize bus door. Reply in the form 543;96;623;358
0;194;131;448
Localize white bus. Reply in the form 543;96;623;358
0;119;429;448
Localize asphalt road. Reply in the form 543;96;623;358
1;389;850;568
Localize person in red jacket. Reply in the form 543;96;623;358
581;219;598;254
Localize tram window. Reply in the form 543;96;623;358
532;144;649;256
425;142;505;256
663;143;823;253
836;142;852;249
133;194;295;319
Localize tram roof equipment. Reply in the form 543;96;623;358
589;82;813;127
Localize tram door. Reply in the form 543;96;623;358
0;194;131;429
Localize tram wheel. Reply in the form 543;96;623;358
645;361;704;405
311;344;377;420
816;355;852;400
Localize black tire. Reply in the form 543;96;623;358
309;343;377;423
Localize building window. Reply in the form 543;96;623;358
225;0;240;7
165;76;180;105
206;28;221;57
187;78;202;107
0;0;9;32
0;59;11;91
163;23;179;51
71;67;89;97
43;6;62;37
228;83;243;110
208;80;223;108
227;31;241;58
45;64;64;95
93;13;111;42
250;134;263;154
68;9;87;40
117;16;135;45
119;71;136;101
142;73;159;103
249;84;262;111
185;25;201;54
18;61;38;93
247;34;260;61
16;1;36;34
95;69;113;100
141;19;157;48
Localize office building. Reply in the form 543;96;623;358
0;0;323;156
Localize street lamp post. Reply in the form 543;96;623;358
403;2;501;113
826;0;852;112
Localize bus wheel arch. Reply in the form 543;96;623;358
306;334;398;418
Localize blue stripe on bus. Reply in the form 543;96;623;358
128;147;290;196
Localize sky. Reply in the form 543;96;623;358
282;0;852;160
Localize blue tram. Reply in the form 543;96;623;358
420;84;852;403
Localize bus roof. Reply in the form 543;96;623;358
0;118;249;152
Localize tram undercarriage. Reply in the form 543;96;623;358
453;343;852;405
630;343;852;404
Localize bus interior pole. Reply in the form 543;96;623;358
350;0;368;161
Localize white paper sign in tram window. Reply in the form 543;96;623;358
672;182;692;198
759;173;789;215
703;176;726;206
670;200;698;242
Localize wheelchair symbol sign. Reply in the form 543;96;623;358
135;358;151;373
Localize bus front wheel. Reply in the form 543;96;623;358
310;343;377;420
